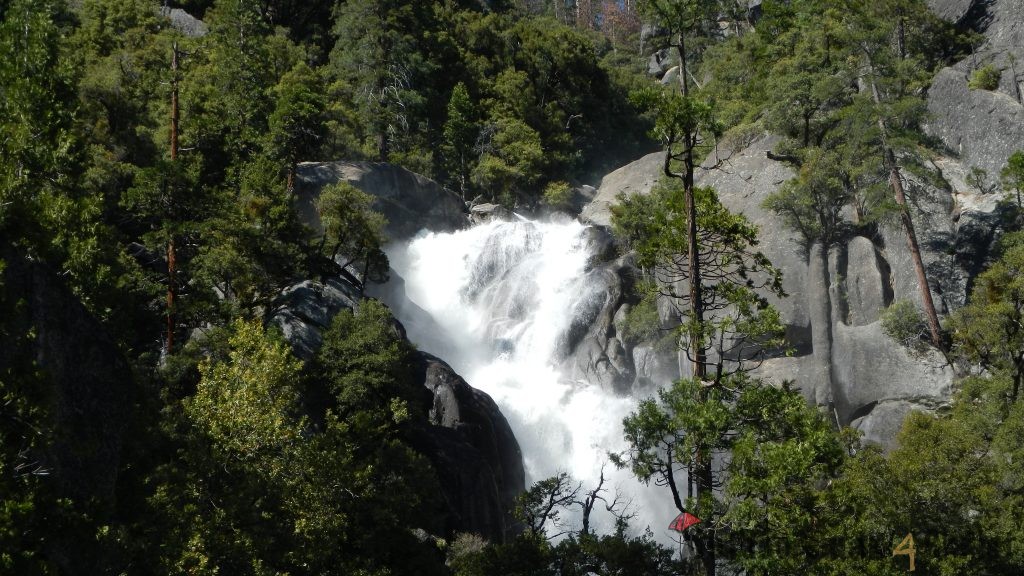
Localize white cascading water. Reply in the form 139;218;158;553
384;215;672;540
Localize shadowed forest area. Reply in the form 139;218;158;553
3;0;1024;574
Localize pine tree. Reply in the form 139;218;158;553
612;179;785;575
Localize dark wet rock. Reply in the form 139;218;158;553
412;353;525;543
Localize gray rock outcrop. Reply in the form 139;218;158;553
579;151;666;228
269;277;362;360
296;161;469;240
159;7;208;37
412;353;525;543
578;133;998;449
926;0;977;24
470;203;513;225
927;0;1024;185
565;258;637;394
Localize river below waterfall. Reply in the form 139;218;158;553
376;216;673;541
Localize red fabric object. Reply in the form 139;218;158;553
668;512;701;532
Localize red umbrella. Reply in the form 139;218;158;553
668;512;701;533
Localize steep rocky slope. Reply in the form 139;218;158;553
296;160;469;240
563;0;1024;449
927;0;1024;185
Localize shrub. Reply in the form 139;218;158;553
881;299;928;352
969;64;1001;91
542;180;573;210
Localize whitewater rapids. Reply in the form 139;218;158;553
382;216;674;541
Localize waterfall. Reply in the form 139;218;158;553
380;216;672;539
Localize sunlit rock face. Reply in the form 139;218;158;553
927;0;1024;186
579;133;1002;450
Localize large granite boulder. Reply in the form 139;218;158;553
411;353;525;543
268;277;363;360
296;161;469;240
579;151;666;228
159;7;208;37
1;245;132;572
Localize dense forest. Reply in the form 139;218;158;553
2;0;1024;574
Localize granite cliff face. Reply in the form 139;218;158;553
577;131;1005;448
562;0;1024;449
926;0;1024;188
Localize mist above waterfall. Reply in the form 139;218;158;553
379;216;674;540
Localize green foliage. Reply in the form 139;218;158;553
442;82;480;199
1001;150;1024;207
619;285;666;346
0;0;81;247
315;182;389;287
150;318;445;575
329;0;436;162
969;64;1002;91
630;84;720;164
763;20;852;148
949;233;1024;402
808;374;1024;574
967;165;995;194
3;0;1020;571
542;181;574;211
0;258;54;573
472;117;545;206
764;148;852;248
266;62;327;173
616;374;846;574
722;381;848;574
612;178;785;365
186;319;305;469
881;299;928;352
314;300;419;419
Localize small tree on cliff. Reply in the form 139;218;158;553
1001;150;1024;208
314;182;389;289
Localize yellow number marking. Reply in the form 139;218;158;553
892;533;916;572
